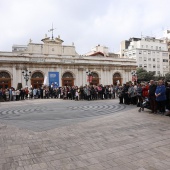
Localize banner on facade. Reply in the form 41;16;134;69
48;72;59;88
87;75;93;83
132;75;137;82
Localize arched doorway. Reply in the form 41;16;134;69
31;72;44;88
91;73;99;85
113;73;122;85
0;71;11;89
62;72;74;86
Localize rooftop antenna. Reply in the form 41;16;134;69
141;32;143;38
48;23;56;40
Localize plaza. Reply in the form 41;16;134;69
0;99;170;170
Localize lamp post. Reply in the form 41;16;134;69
86;70;93;85
22;69;31;86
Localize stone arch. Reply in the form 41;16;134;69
31;71;44;88
62;72;73;78
91;72;99;85
0;71;11;89
31;72;44;78
62;71;74;86
113;72;122;85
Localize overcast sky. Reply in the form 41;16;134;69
0;0;170;54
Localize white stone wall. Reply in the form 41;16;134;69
0;54;136;88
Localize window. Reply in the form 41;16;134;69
139;57;142;61
159;47;161;50
157;65;160;68
156;46;158;50
152;52;155;55
151;46;153;49
162;53;168;56
157;71;160;74
153;58;155;62
157;58;160;62
144;51;146;55
148;58;151;61
163;59;168;62
163;66;169;69
144;64;147;68
157;52;159;56
144;57;147;61
153;65;156;68
148;51;151;55
139;64;142;67
139;51;142;54
149;64;151;68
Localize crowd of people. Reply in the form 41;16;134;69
117;80;170;116
0;84;119;102
0;80;170;116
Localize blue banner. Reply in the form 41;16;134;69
48;72;59;88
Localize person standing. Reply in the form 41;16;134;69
155;80;166;114
118;86;123;104
136;83;143;107
165;82;170;113
148;80;157;113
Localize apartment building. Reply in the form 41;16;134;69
121;36;169;76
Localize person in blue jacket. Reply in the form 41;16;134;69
155;80;166;114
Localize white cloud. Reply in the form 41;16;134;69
0;0;170;54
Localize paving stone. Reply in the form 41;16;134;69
0;99;170;169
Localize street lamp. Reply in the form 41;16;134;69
22;69;31;86
86;70;93;85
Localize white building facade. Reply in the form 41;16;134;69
0;35;136;89
122;37;169;76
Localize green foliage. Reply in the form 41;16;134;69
136;68;154;81
165;72;170;81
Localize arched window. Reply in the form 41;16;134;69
113;73;122;85
113;73;121;78
0;71;11;89
62;72;73;78
31;72;44;78
62;72;74;86
31;72;44;88
92;73;99;78
0;72;10;78
91;72;99;85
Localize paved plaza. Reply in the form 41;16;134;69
0;99;170;170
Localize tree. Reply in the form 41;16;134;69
165;72;170;81
136;68;154;82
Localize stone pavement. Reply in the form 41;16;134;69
0;99;170;170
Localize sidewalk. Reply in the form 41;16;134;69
0;103;170;170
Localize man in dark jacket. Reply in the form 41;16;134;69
148;80;157;113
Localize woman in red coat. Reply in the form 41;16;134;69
142;82;149;98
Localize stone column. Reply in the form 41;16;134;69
12;65;17;88
100;68;104;85
16;67;22;88
78;68;84;86
83;69;87;86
